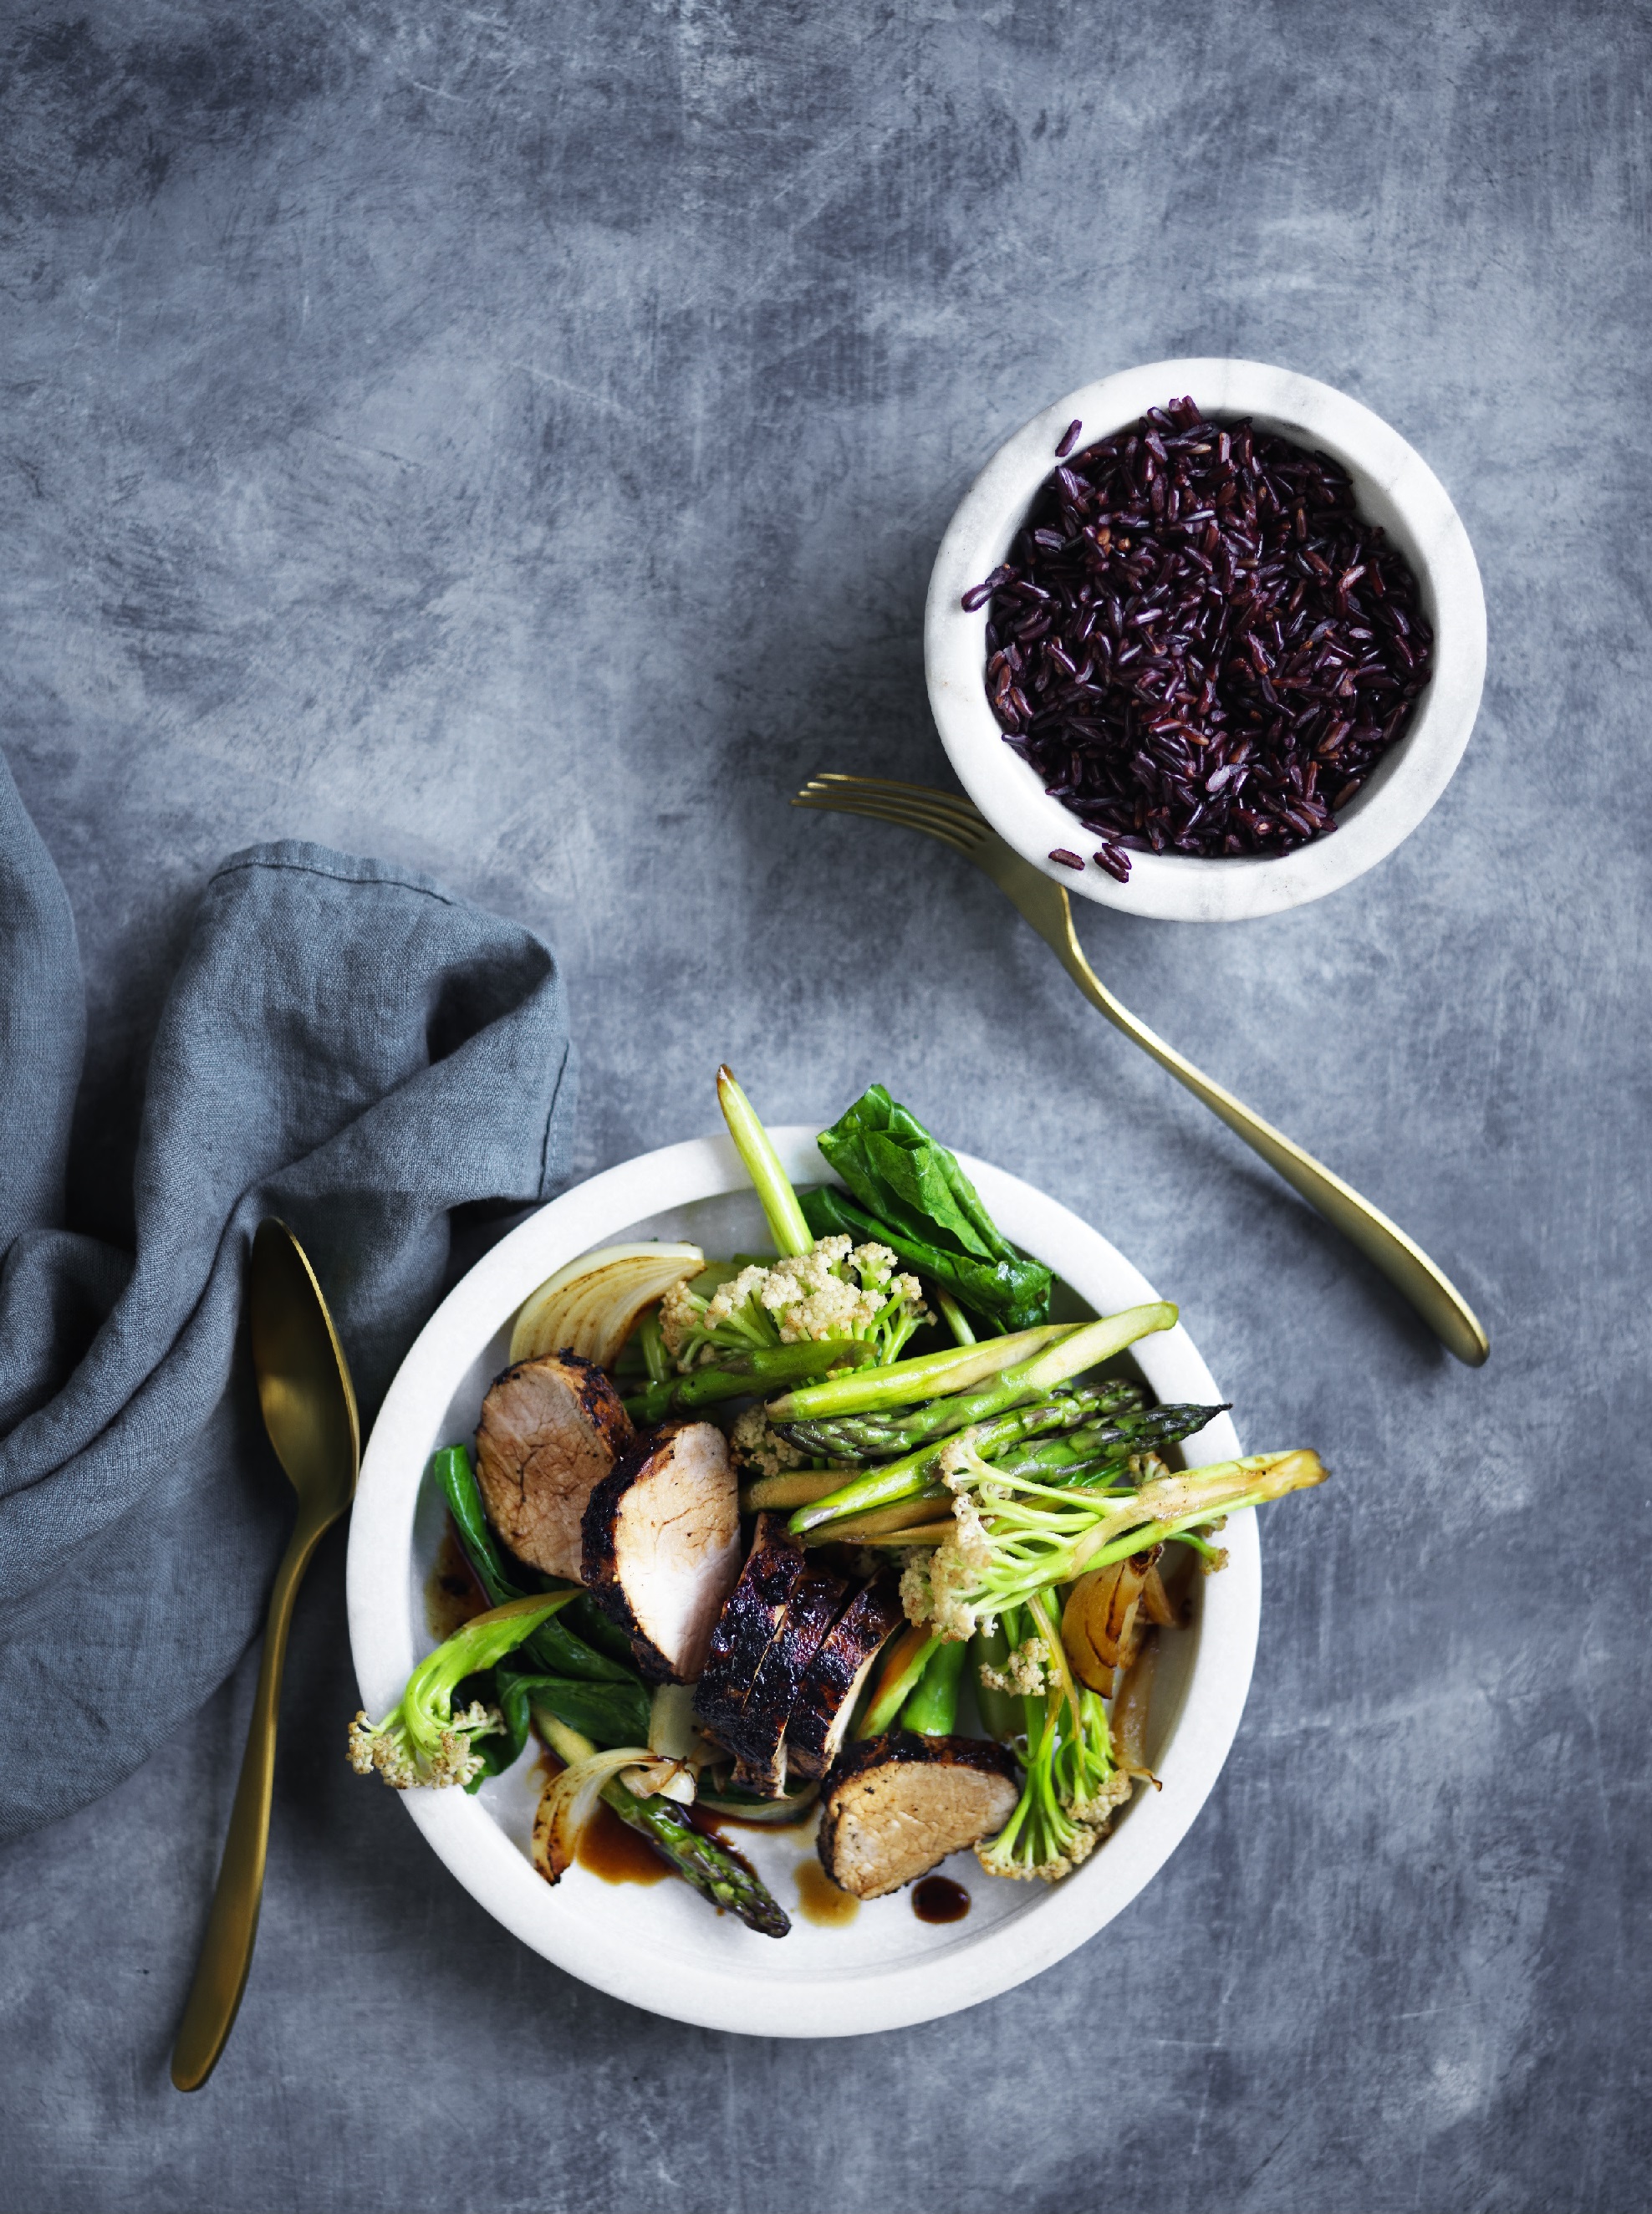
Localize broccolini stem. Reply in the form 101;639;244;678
936;1290;976;1346
970;1620;1022;1743
716;1066;813;1258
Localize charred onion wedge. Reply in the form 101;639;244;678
509;1242;704;1370
1061;1547;1160;1691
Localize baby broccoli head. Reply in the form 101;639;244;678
348;1594;574;1790
974;1695;1100;1884
348;1698;502;1789
973;1594;1133;1883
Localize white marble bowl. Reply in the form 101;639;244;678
346;1130;1258;2036
925;358;1486;922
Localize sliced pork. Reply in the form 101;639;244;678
785;1575;905;1783
693;1512;805;1745
724;1565;849;1798
474;1350;633;1581
580;1421;742;1683
817;1732;1022;1900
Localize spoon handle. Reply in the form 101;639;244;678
1040;901;1490;1367
170;1519;327;2091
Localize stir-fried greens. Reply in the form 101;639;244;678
350;1069;1326;1928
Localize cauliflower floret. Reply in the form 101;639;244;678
728;1403;808;1478
979;1635;1049;1698
659;1237;929;1373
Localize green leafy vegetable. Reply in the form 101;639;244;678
808;1085;1054;1331
502;1671;650;1751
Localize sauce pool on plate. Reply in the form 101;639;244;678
911;1875;971;1924
793;1857;859;1928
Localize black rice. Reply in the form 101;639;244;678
965;396;1433;880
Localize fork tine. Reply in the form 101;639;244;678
796;793;979;851
793;778;987;853
798;773;985;829
793;793;976;856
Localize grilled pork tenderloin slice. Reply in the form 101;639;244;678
725;1565;849;1798
818;1732;1022;1900
580;1421;742;1682
693;1512;806;1747
475;1350;633;1582
784;1574;905;1784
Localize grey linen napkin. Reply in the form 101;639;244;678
0;756;577;1840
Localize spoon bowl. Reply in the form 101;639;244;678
250;1221;360;1528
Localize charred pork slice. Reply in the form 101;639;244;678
580;1421;742;1682
818;1732;1022;1900
693;1512;805;1746
475;1350;633;1581
784;1575;905;1784
726;1565;849;1798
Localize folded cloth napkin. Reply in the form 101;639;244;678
0;755;577;1840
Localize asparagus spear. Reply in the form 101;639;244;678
982;1403;1230;1483
604;1775;792;1938
784;1376;1145;1462
535;1711;790;1938
788;1375;1168;1536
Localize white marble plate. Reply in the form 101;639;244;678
345;1130;1256;2036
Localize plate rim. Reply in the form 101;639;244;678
345;1129;1258;2036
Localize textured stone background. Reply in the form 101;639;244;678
2;2;1647;2207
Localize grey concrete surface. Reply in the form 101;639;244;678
2;1;1647;2207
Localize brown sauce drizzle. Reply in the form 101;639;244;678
426;1522;488;1640
911;1875;971;1924
794;1857;859;1927
576;1802;671;1886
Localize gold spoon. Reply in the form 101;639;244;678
171;1220;360;2092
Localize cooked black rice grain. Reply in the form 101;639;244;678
966;397;1433;879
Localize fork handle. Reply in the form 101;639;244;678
1045;921;1489;1365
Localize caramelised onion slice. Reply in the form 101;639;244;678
531;1745;651;1884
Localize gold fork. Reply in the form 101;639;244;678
793;773;1488;1366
